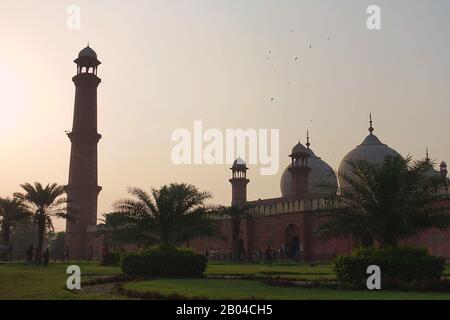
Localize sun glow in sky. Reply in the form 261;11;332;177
1;0;450;231
0;62;28;136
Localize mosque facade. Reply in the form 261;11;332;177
65;46;450;261
190;117;450;260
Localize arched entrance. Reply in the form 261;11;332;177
284;224;300;258
290;236;300;257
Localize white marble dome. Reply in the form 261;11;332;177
338;121;399;188
281;144;338;197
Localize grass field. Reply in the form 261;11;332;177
0;262;123;300
1;262;450;300
206;262;336;280
123;278;450;300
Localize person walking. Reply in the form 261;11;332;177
0;244;7;262
25;245;33;266
65;246;70;262
43;248;50;267
265;245;273;268
34;248;41;265
88;246;94;261
9;244;13;262
102;243;110;265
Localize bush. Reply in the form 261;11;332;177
333;246;446;288
101;252;122;266
121;247;207;278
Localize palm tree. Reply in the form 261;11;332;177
218;205;253;260
109;183;222;249
14;182;70;262
97;212;147;248
316;155;450;248
0;197;31;246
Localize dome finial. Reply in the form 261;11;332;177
369;113;374;134
426;148;430;162
306;131;311;149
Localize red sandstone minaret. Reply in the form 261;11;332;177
65;45;102;260
230;158;249;207
288;141;311;200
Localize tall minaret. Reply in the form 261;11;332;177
230;158;249;207
288;141;311;199
65;45;102;260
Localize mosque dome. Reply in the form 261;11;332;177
338;115;399;188
233;157;246;166
291;142;309;156
231;157;248;171
78;45;97;59
281;135;338;197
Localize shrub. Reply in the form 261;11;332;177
101;252;122;266
121;247;207;278
333;246;446;288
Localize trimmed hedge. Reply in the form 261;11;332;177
121;247;207;278
334;246;446;288
101;252;122;266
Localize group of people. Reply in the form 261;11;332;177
204;244;303;264
254;244;303;261
25;245;72;266
205;248;226;261
25;245;51;266
205;247;248;261
0;244;13;262
0;242;122;266
24;243;114;265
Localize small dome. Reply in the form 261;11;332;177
231;157;248;171
233;157;246;166
338;118;399;188
281;146;338;197
291;142;309;156
78;46;97;59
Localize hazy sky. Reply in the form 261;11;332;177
1;0;450;231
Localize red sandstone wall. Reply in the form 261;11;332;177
189;210;450;261
309;217;352;260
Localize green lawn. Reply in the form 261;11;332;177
123;278;450;300
0;262;122;300
1;262;450;300
206;262;336;280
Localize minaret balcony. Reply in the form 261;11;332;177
67;131;102;143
